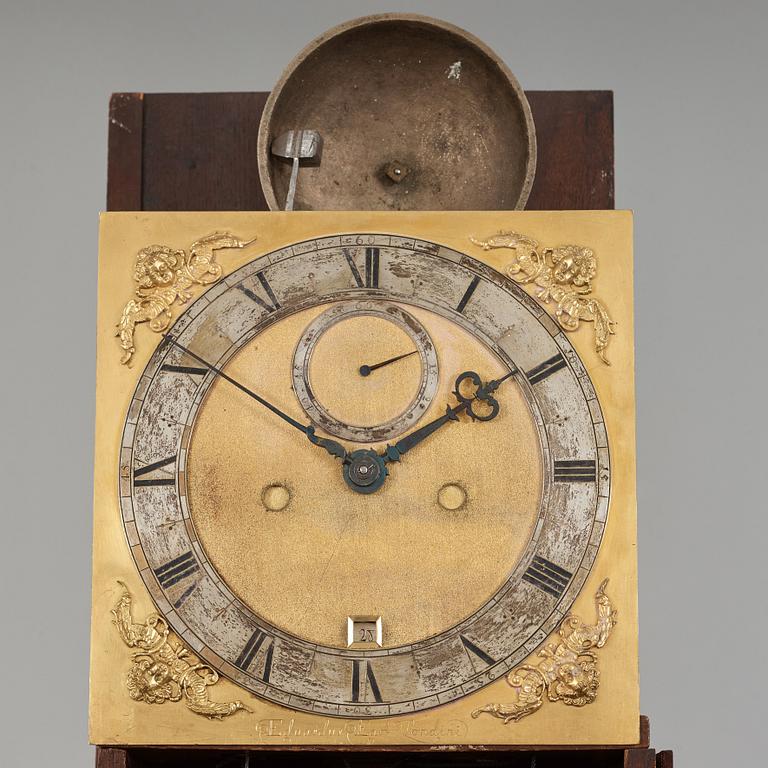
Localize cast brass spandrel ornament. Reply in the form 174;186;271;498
111;581;250;720
116;232;256;365
469;231;616;364
472;579;616;724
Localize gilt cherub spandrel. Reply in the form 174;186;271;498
470;232;616;364
472;579;616;723
112;581;249;719
116;232;256;365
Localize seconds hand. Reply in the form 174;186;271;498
163;335;347;460
359;350;418;377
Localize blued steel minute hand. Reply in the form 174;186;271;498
380;367;517;464
162;336;347;461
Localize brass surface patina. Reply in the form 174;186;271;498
470;231;616;364
91;211;637;747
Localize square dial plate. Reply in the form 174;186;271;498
90;211;637;747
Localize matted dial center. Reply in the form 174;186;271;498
187;304;544;649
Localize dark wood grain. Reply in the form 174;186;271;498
623;749;657;768
639;713;650;748
107;93;143;211
142;92;268;211
107;91;613;212
525;91;614;210
95;744;643;768
94;747;129;768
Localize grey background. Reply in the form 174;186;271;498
0;0;765;765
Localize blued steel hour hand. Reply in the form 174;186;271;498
162;335;347;461
381;367;517;464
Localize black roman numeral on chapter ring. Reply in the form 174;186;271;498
456;275;481;314
554;459;597;483
234;629;275;681
133;455;176;486
262;642;274;683
365;248;380;288
345;247;380;288
526;353;567;385
160;363;207;377
154;550;199;589
523;555;572;598
351;659;383;703
235;629;268;671
238;271;281;313
459;634;496;666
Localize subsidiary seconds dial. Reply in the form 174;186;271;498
292;301;439;442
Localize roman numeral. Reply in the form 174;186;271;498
344;247;380;288
351;660;383;703
133;455;176;486
366;662;383;703
456;275;481;314
173;581;199;608
523;555;572;598
365;248;380;288
160;363;208;377
459;634;496;666
238;271;280;313
351;658;361;701
262;641;274;683
234;630;275;680
526;353;568;385
554;459;597;483
154;550;199;589
235;629;269;672
343;248;363;287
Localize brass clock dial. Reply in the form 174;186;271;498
119;234;609;718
